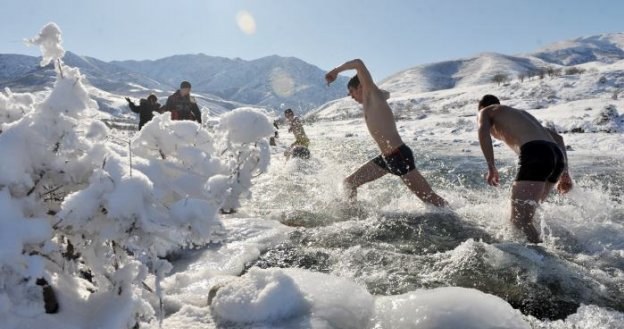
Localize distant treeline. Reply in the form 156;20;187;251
491;66;590;86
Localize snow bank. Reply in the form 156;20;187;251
374;287;530;329
209;267;531;329
211;268;309;323
211;267;374;328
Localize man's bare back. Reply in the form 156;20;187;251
481;105;556;154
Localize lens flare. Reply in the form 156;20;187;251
236;11;256;35
270;67;295;98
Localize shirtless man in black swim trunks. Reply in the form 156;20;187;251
477;94;573;243
325;59;447;207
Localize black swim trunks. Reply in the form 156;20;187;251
516;140;566;183
372;144;416;176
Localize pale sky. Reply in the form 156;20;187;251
3;0;623;78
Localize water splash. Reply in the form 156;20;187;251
241;122;624;324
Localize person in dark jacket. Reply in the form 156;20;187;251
125;94;162;130
163;81;202;124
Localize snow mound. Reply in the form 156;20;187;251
210;268;309;323
375;287;530;329
210;268;531;329
219;107;275;144
211;268;374;328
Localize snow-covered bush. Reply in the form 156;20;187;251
557;104;622;133
0;23;273;327
593;104;619;125
0;88;36;127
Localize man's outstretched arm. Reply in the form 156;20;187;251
126;97;139;113
325;59;376;91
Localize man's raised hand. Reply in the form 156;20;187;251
325;70;338;86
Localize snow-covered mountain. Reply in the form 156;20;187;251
0;52;348;112
62;52;169;93
377;32;624;96
379;53;545;95
112;54;348;109
0;52;168;95
0;54;40;82
0;54;56;91
532;33;624;65
3;32;623;118
310;32;624;122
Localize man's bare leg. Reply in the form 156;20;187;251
540;182;555;202
400;169;448;207
344;160;388;201
510;181;546;243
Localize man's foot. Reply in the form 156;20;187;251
525;228;542;244
511;216;542;244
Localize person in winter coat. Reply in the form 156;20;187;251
163;81;202;124
125;94;162;130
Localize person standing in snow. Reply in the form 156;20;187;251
476;94;573;243
325;59;447;207
125;94;162;130
163;81;202;124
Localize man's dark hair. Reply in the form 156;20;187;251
180;81;192;89
284;108;293;115
479;94;500;109
147;94;157;102
347;75;360;89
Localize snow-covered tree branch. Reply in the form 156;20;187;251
0;23;274;328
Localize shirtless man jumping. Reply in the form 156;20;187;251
477;94;573;243
325;59;447;207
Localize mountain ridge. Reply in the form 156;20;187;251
0;52;349;112
1;32;623;115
